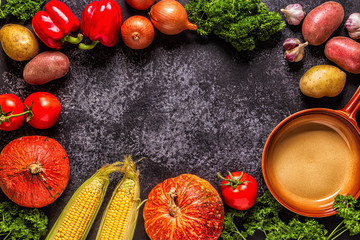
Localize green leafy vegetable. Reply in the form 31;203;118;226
332;194;360;237
185;0;286;52
0;201;48;240
221;191;360;240
0;0;45;21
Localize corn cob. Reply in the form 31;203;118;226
96;156;141;240
45;162;123;240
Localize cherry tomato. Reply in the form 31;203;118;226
0;94;25;131
24;92;61;129
218;171;258;210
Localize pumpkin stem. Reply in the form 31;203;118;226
28;163;44;175
168;187;181;218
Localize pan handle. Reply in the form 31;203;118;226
341;86;360;121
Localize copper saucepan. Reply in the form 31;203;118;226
262;87;360;217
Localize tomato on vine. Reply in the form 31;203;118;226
24;92;61;129
0;94;26;131
217;171;258;210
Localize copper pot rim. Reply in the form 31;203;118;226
262;107;360;218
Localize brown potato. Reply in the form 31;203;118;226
324;36;360;74
299;65;346;98
23;51;70;85
302;1;344;46
0;24;39;61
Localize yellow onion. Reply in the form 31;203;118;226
121;16;155;50
149;0;197;35
126;0;155;10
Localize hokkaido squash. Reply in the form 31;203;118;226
143;174;224;240
0;136;70;208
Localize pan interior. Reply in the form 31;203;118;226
265;112;360;216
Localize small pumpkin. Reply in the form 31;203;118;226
0;136;70;208
143;174;224;240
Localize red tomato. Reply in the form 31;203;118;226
218;171;258;210
24;92;61;129
0;94;25;131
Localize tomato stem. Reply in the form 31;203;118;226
0;102;33;125
217;172;251;189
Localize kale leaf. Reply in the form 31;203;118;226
185;0;286;51
221;191;338;240
0;0;45;21
0;201;48;240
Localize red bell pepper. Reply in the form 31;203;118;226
32;0;82;50
79;0;123;50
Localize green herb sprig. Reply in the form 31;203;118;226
0;0;45;21
0;201;48;240
222;191;360;240
185;0;286;52
332;194;360;238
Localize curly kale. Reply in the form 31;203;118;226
0;201;48;240
185;0;286;51
222;191;360;240
221;191;328;240
0;0;45;21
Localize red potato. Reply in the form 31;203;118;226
325;36;360;74
23;51;70;85
302;1;344;46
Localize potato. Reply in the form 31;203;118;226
0;24;39;61
299;65;346;98
324;36;360;74
23;51;70;85
302;1;344;46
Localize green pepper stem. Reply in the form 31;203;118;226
62;33;83;45
79;40;100;50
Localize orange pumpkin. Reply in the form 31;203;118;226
143;174;224;240
0;136;70;208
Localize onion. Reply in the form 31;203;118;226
121;16;155;50
125;0;155;10
149;0;197;35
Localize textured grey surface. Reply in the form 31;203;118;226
0;0;360;239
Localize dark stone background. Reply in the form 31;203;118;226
0;0;359;239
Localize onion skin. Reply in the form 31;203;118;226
149;0;197;35
121;16;155;50
126;0;155;10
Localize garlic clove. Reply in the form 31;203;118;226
281;4;306;26
345;13;360;40
284;42;308;62
283;38;301;50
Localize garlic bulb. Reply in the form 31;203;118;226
345;13;360;40
283;38;301;50
283;38;308;62
281;4;306;26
